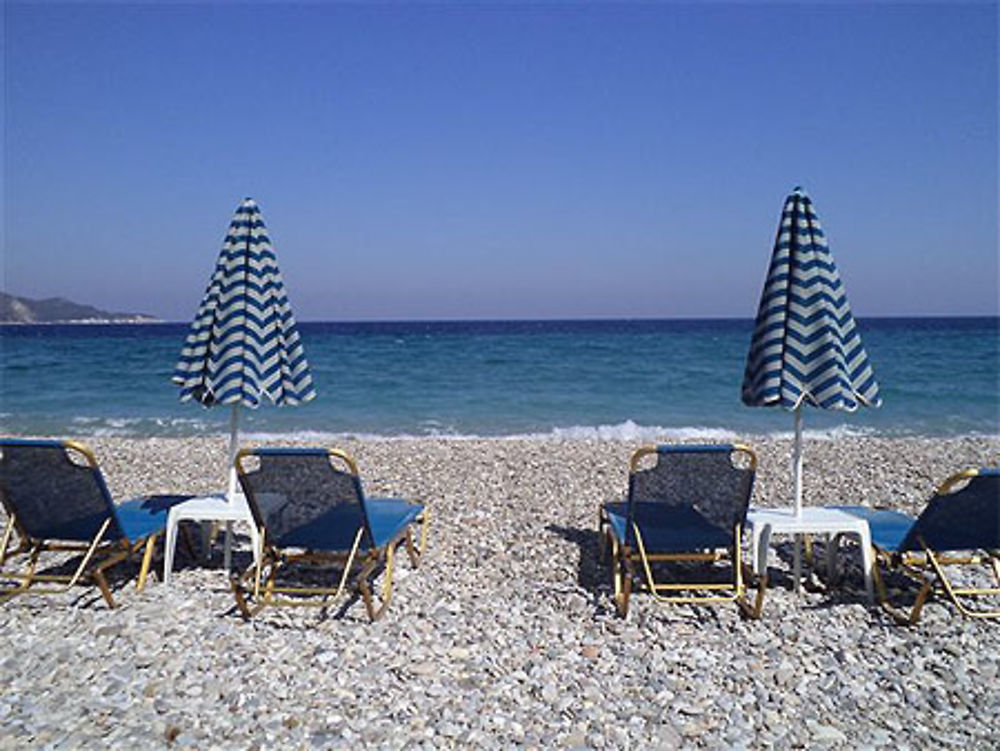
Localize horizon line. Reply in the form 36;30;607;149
4;313;998;327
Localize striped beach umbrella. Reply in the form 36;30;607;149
742;187;880;516
173;198;316;497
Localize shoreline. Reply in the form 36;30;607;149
1;434;998;748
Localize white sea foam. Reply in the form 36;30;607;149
21;416;995;443
239;420;890;444
67;415;215;437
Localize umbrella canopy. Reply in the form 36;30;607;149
742;187;880;515
173;198;316;496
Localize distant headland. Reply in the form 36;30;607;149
0;292;160;324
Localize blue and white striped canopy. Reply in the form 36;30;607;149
742;187;880;411
173;198;316;408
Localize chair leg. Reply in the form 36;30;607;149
230;556;274;619
0;544;42;603
907;577;933;624
403;525;424;569
737;562;768;619
0;544;36;604
92;569;115;607
0;515;17;567
91;548;129;608
359;544;396;622
136;534;158;592
922;549;1000;620
415;507;430;557
870;551;931;625
613;546;632;618
617;561;632;618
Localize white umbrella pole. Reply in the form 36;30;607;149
792;404;804;592
226;404;240;503
221;404;241;571
793;404;804;517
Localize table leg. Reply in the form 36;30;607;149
826;534;840;586
249;524;261;569
756;524;772;578
223;521;234;570
163;509;178;585
199;522;213;562
858;526;875;603
793;534;802;594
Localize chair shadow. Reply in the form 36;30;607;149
546;523;612;608
1;548;166;610
546;523;746;624
211;546;375;625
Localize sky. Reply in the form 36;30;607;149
3;2;997;322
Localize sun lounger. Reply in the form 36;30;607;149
230;447;429;620
599;444;766;618
833;468;1000;623
0;439;184;607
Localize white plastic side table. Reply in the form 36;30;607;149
163;493;260;584
746;506;874;603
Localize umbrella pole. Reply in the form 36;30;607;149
226;404;240;502
793;405;804;516
792;404;804;593
221;404;241;571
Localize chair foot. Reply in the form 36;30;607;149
230;570;270;619
359;545;396;622
93;570;117;608
738;568;768;620
614;560;632;618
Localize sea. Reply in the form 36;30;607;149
0;317;997;441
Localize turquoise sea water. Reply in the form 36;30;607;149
0;318;997;439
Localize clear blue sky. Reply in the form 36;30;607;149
3;2;997;321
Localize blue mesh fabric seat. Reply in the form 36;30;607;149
0;439;187;607
834;468;1000;623
599;444;766;618
232;447;429;621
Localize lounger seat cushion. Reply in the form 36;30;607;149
274;498;424;551
832;506;915;552
603;501;733;552
366;498;425;549
114;495;189;543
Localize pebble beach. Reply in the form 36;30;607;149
1;434;999;749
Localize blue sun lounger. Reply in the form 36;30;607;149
0;439;184;607
231;447;429;621
599;444;767;618
834;468;1000;623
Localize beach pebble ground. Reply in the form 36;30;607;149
1;435;998;749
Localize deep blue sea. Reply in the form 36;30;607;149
0;318;997;440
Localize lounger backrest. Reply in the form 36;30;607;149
627;444;756;545
0;440;125;542
236;448;373;549
901;469;1000;553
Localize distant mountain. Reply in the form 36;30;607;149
0;292;159;324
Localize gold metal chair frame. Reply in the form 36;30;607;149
870;469;1000;625
230;448;429;621
600;444;767;619
0;441;160;608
